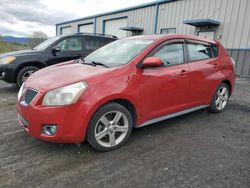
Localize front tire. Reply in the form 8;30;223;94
209;83;230;113
87;102;133;151
17;66;39;87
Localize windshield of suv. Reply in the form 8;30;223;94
33;36;61;50
84;39;154;67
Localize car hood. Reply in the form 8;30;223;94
26;62;114;93
0;49;41;58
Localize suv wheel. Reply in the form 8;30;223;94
209;83;230;113
17;66;39;87
87;102;133;151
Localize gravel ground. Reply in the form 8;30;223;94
0;78;249;188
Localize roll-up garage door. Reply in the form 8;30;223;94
105;18;127;38
79;23;94;33
61;26;71;35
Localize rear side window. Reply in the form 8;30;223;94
85;36;113;51
211;44;219;57
153;43;184;66
187;43;213;61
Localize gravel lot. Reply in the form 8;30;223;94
0;78;249;188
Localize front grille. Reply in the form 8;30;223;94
24;89;38;105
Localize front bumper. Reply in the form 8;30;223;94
0;64;15;83
17;92;89;143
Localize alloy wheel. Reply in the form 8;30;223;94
22;70;35;82
94;111;129;148
215;86;229;110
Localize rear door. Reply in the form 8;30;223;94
47;36;84;65
138;40;190;120
83;36;115;56
186;40;219;105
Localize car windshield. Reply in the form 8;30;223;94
84;39;154;67
33;36;61;50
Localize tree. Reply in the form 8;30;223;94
28;31;48;48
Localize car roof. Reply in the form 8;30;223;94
60;33;117;39
125;34;217;44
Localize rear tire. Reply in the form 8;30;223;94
87;102;133;151
209;83;230;113
17;66;39;87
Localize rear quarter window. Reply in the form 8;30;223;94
211;44;219;57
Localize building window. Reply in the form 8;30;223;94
60;26;71;35
160;28;176;34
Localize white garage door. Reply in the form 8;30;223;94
61;26;71;35
105;18;127;38
79;23;94;33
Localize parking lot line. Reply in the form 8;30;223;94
3;129;23;136
0;119;18;124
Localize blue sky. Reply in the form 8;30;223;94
0;0;154;37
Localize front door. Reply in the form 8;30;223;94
137;41;190;121
47;36;84;65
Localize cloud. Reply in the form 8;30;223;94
0;0;154;37
0;1;74;25
0;24;29;36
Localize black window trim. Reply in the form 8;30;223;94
137;39;187;69
184;39;218;63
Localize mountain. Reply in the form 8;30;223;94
2;36;30;44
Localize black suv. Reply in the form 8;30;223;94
0;33;117;87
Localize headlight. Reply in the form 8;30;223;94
42;81;88;106
18;83;25;101
0;56;16;64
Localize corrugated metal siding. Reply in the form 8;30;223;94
227;49;250;77
158;0;250;48
55;0;250;77
95;5;156;36
56;18;95;35
56;0;250;48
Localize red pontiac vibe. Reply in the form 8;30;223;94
17;34;235;151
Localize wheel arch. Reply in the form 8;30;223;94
221;79;232;96
15;61;47;82
86;96;139;130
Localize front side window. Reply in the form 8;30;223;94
84;39;154;67
152;43;184;66
56;37;82;51
33;36;61;50
187;43;213;61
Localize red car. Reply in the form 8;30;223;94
17;34;235;151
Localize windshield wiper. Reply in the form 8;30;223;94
78;58;109;68
77;58;95;66
90;61;109;68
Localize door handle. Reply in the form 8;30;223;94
180;69;188;76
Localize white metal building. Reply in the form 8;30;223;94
56;0;250;77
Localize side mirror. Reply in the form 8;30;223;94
142;57;162;68
52;46;60;54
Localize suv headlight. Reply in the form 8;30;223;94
0;56;16;64
42;81;88;106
